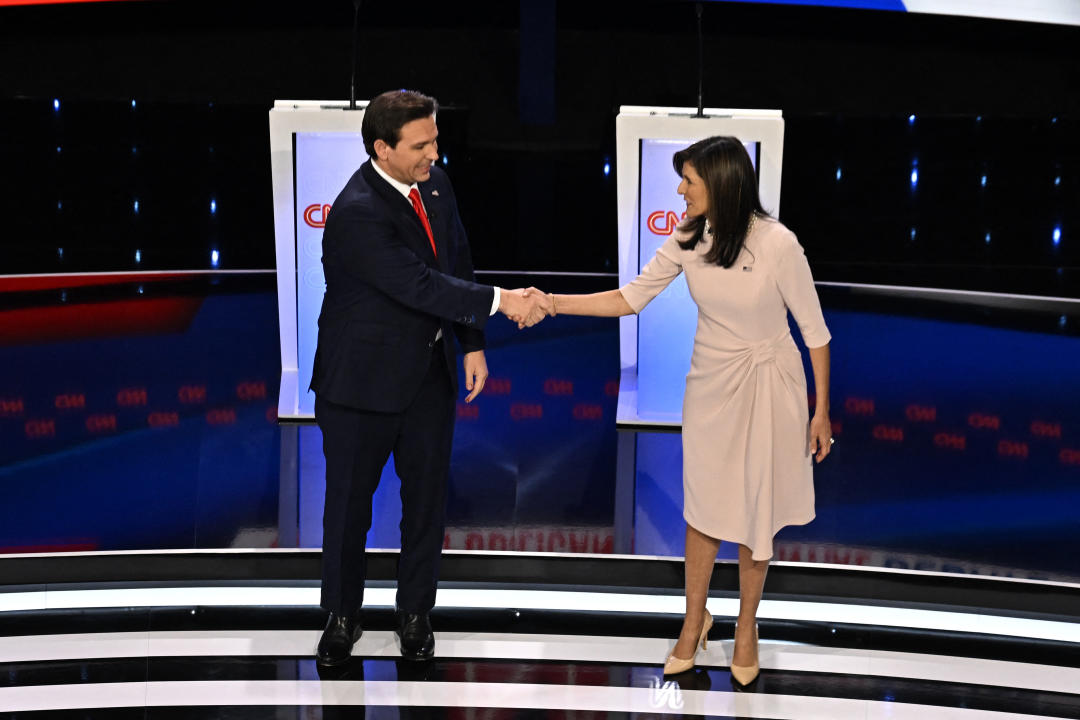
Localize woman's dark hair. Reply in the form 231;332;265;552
361;89;438;155
673;136;767;268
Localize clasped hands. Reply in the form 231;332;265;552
498;287;554;329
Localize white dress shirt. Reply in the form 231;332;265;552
370;159;500;342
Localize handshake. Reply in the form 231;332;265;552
498;287;555;329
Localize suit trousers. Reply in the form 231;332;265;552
315;339;455;616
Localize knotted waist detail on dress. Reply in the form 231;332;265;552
749;337;780;367
743;330;798;367
738;331;803;387
688;329;802;381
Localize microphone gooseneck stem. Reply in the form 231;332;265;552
350;0;362;110
696;2;704;118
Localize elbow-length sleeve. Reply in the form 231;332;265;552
775;236;831;349
619;233;685;314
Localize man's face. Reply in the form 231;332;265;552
375;115;439;185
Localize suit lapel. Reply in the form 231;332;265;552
360;161;438;265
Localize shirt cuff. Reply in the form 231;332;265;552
489;287;501;316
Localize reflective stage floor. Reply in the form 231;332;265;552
1;271;1079;717
2;581;1080;718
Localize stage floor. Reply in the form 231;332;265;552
2;581;1080;718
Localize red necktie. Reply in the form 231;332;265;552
408;188;437;258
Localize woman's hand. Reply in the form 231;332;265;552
809;413;833;463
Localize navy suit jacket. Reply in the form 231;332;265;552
310;160;494;413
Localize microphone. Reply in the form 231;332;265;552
349;0;363;111
695;2;705;119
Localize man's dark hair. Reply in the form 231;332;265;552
674;136;768;269
361;89;438;155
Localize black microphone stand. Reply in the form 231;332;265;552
349;0;362;110
695;2;705;118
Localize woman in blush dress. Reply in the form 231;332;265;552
538;136;833;685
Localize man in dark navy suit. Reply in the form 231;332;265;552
310;89;548;665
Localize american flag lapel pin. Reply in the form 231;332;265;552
431;190;440;197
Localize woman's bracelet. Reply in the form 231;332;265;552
550;293;558;316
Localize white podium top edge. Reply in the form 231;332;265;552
272;100;370;111
618;105;782;119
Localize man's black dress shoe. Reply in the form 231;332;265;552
316;612;363;666
395;610;435;661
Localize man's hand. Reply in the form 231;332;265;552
463;350;488;403
499;288;554;328
518;287;555;329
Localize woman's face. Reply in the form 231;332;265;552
677;161;709;218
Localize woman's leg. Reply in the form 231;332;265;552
733;544;769;666
672;523;721;659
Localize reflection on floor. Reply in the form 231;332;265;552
1;274;1080;583
2;584;1079;718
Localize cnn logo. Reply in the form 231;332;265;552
304;203;332;228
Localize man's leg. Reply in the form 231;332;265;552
392;343;455;658
315;395;398;644
394;344;455;611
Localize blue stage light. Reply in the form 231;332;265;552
53;99;60;111
211;250;220;267
210;199;217;214
1052;117;1058;124
910;168;919;187
56;201;62;210
835;167;842;181
442;155;448;166
603;162;611;177
975;116;982;123
56;146;61;154
910;228;916;241
132;146;137;155
980;175;987;188
138;285;144;295
135;249;141;264
1054;176;1061;187
57;247;63;258
1060;315;1068;328
131;99;136;109
908;114;915;125
1052;227;1061;246
61;291;67;303
985;232;991;245
133;199;140;214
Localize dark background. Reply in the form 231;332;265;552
0;0;1076;294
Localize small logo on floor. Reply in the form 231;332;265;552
649;677;684;710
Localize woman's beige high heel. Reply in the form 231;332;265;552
663;610;713;675
730;623;760;686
